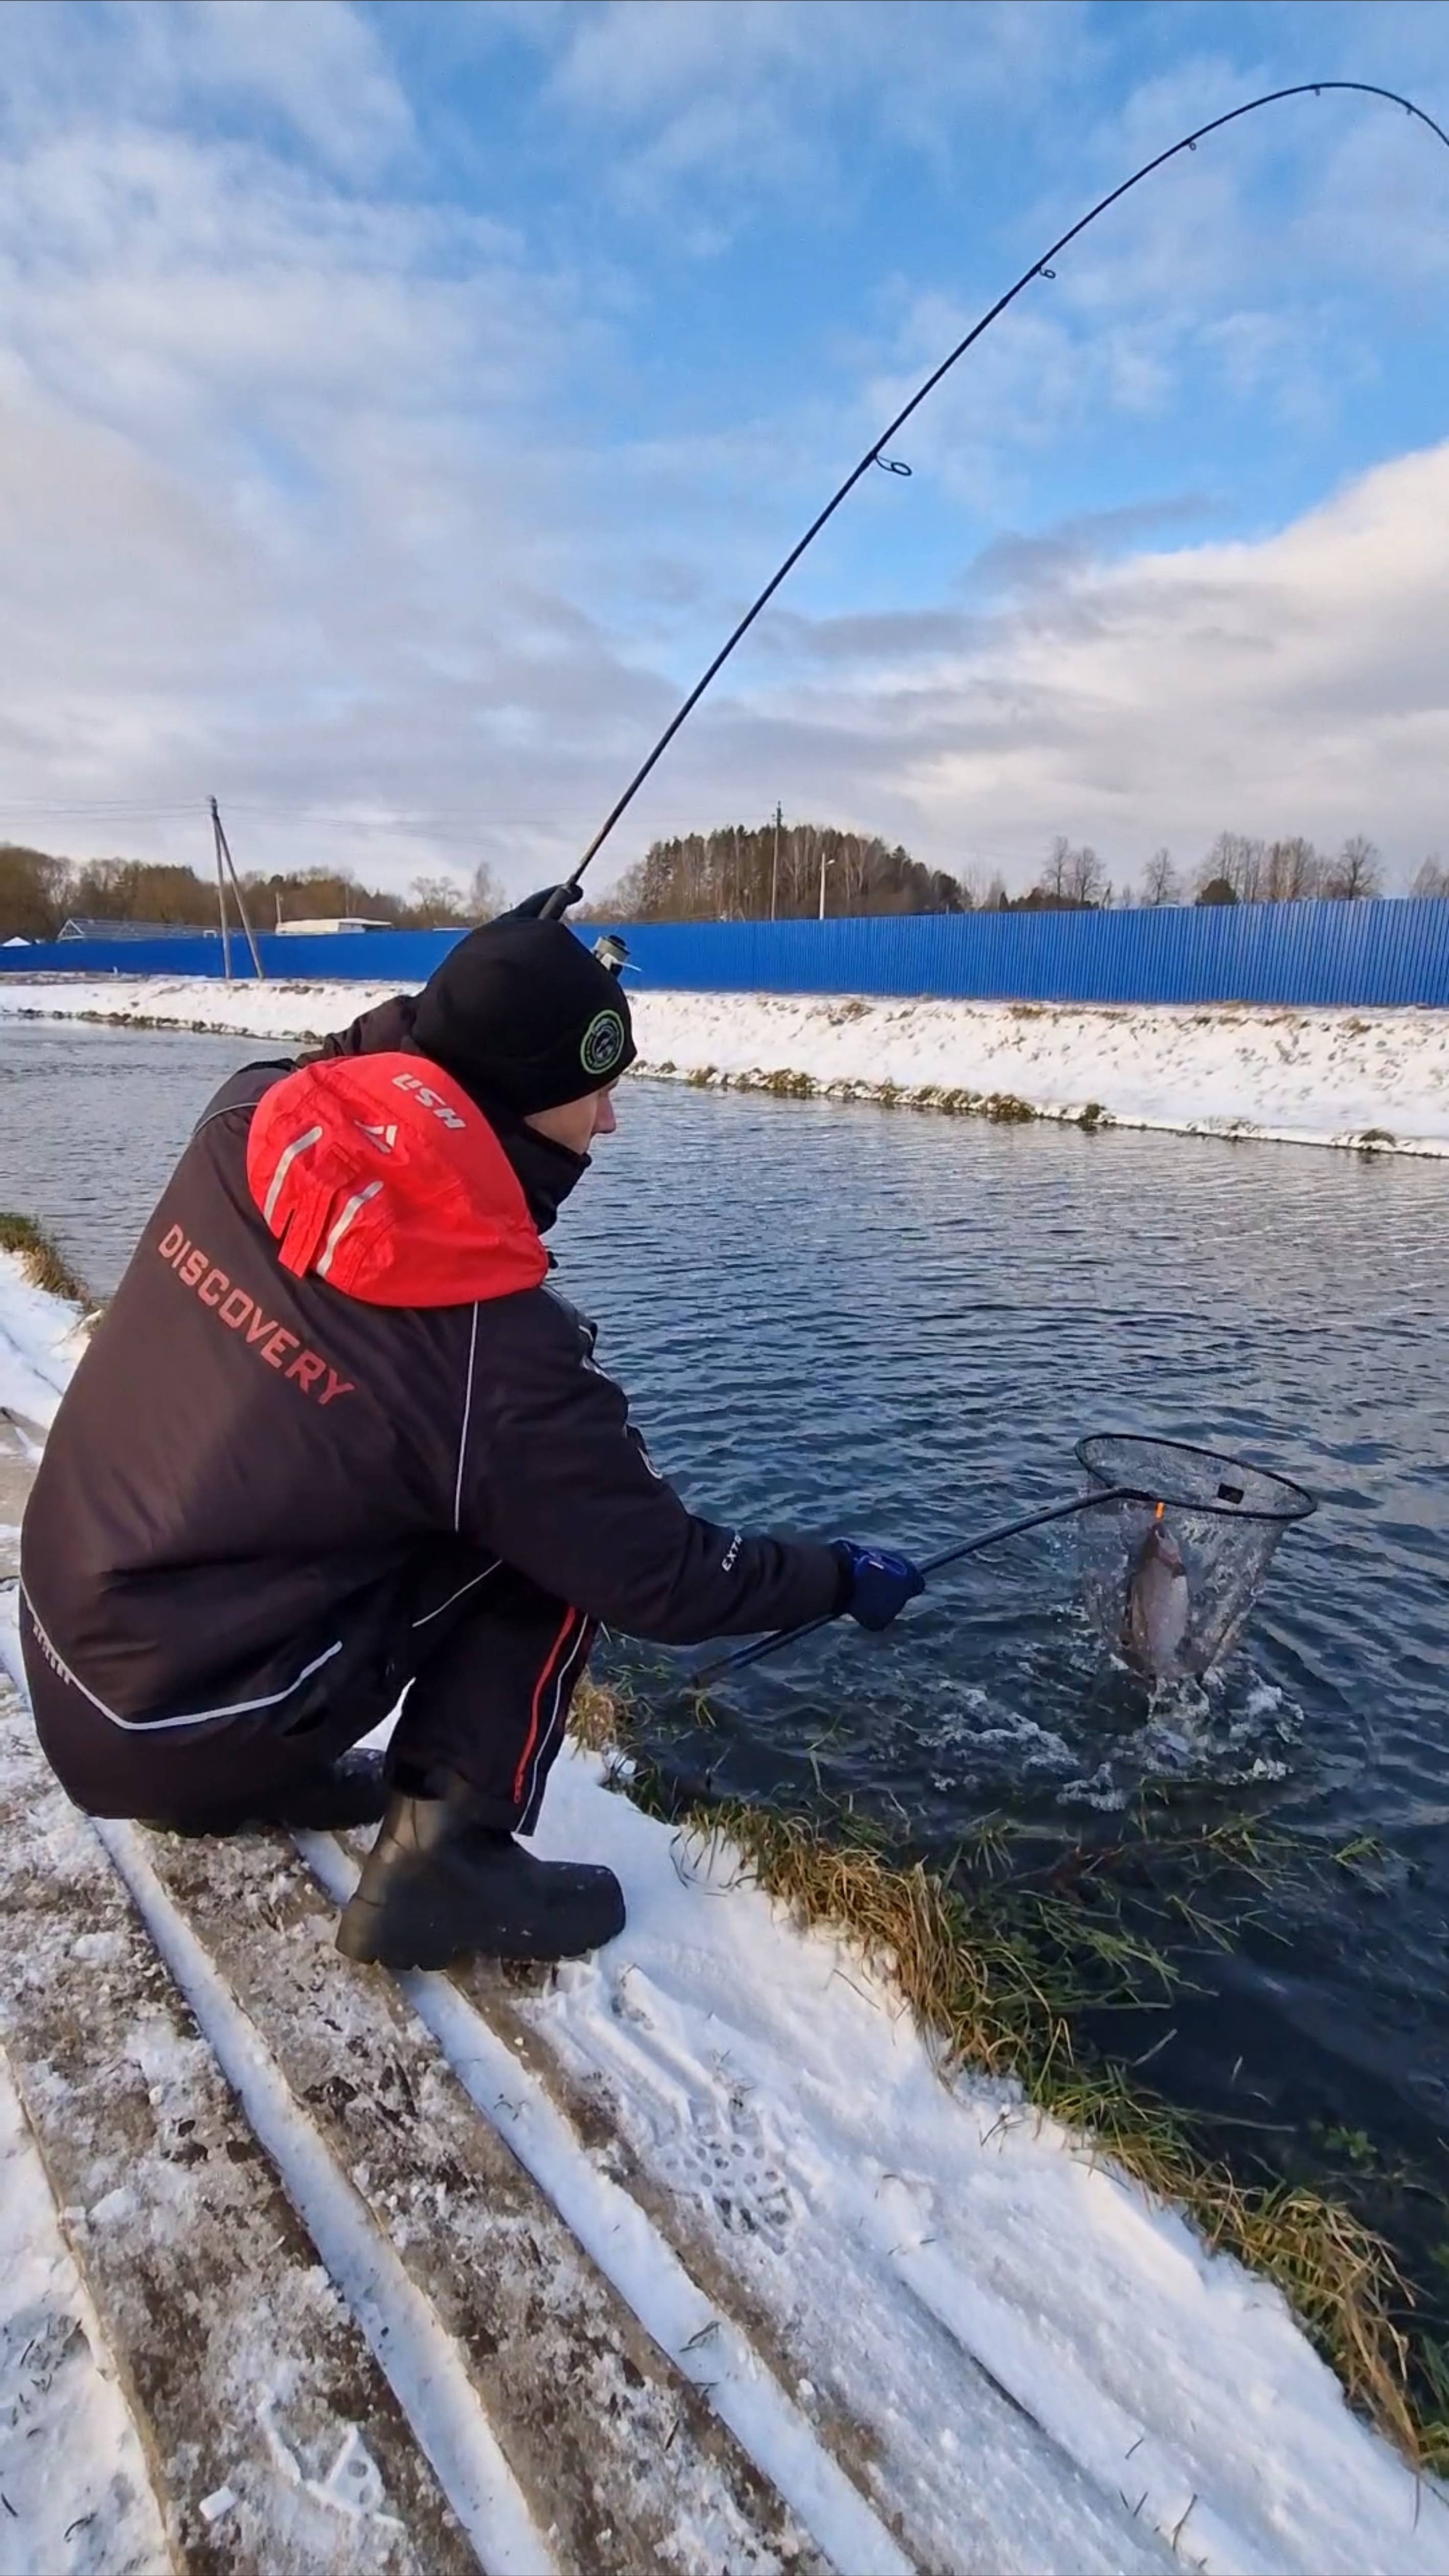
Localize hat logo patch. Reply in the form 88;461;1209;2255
581;1008;625;1078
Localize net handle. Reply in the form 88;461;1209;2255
693;1487;1140;1685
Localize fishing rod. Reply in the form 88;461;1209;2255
541;78;1449;923
693;1483;1144;1685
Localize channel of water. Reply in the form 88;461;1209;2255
4;1013;1447;2353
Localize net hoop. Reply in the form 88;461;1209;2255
1075;1432;1317;1526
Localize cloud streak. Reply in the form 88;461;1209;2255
0;2;1444;901
727;442;1449;886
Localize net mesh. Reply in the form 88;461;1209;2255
1073;1434;1315;1679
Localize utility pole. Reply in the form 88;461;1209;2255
770;802;781;921
213;813;233;983
210;799;265;981
818;839;829;921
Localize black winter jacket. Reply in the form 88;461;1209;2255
20;1006;840;1729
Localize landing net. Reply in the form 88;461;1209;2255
1073;1433;1316;1679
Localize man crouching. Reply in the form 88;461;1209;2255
20;917;921;1967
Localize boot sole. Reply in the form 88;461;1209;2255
336;1894;624;1971
335;1907;466;1972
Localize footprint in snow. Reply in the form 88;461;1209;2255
677;2078;796;2253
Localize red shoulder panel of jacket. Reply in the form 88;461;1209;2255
245;1053;549;1308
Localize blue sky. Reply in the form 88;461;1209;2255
2;0;1447;897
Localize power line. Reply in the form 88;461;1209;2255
1;798;797;838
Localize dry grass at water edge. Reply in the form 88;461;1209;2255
636;1059;1121;1128
0;1211;90;1306
567;1680;1437;2473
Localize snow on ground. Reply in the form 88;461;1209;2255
2;974;1447;1154
0;1252;86;1430
517;1757;1449;2576
3;1259;1448;2573
635;988;1449;1153
0;2049;169;2576
3;1264;155;2573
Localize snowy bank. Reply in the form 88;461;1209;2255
2;974;1447;1153
2;1249;1447;2571
0;1240;85;1430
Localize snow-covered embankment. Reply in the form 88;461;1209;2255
2;974;1447;1152
2;1243;1446;2572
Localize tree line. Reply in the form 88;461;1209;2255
1133;833;1447;908
587;821;1447;920
3;819;1445;944
1019;831;1446;911
0;845;503;943
586;822;967;922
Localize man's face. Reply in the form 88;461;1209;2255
524;1083;618;1157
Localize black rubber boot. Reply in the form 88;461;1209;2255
335;1774;626;1969
142;1750;389;1838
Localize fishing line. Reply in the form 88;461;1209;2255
544;79;1449;918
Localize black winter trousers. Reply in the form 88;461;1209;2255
23;1545;596;1834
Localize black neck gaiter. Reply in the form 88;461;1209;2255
472;1097;589;1237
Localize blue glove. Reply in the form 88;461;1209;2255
831;1540;926;1632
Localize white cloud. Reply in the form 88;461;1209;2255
535;0;1096;226
0;45;647;890
176;0;415;175
0;2;1445;908
721;441;1449;890
3;0;412;179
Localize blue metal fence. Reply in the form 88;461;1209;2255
0;930;466;984
3;900;1448;1007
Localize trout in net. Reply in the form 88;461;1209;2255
1077;1437;1316;1682
1122;1505;1191;1680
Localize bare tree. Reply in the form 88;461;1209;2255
468;861;506;920
1035;836;1107;907
406;873;471;924
1197;832;1266;903
1041;835;1072;902
1065;843;1108;907
1139;847;1179;907
1262;837;1321;901
1322;834;1383;900
1411;854;1449;898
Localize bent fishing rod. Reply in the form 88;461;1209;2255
541;77;1449;923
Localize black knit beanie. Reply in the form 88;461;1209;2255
411;918;636;1115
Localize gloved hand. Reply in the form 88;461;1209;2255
500;883;581;922
831;1540;926;1632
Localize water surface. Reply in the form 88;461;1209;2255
4;1016;1447;2308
